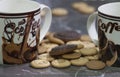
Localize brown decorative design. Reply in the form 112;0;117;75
98;19;120;67
2;13;40;64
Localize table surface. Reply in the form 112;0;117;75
1;0;120;77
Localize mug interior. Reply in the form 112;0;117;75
98;2;120;17
0;0;40;14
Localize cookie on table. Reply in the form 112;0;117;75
86;60;106;70
72;2;95;14
52;8;68;16
38;43;58;54
51;59;71;68
30;60;50;68
47;33;65;45
72;2;88;10
80;48;98;56
67;40;95;48
37;53;55;62
71;57;89;66
40;39;50;44
78;6;95;14
80;34;92;42
38;45;47;54
80;41;96;48
85;54;99;60
66;40;84;49
62;52;81;60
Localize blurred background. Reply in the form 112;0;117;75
34;0;119;35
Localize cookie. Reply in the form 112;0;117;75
54;30;81;42
66;40;84;49
78;6;95;14
38;43;58;54
47;33;65;45
74;49;81;53
85;55;99;60
80;34;92;42
71;57;89;66
62;52;81;59
51;59;71;68
96;47;99;52
72;2;95;14
30;60;50;68
38;53;55;62
80;41;96;48
52;8;68;16
72;2;87;10
38;45;47;54
49;44;77;56
80;48;98;56
40;39;50;44
86;60;106;70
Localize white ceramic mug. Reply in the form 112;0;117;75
0;0;52;64
87;2;120;67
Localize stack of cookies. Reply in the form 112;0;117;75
30;30;106;70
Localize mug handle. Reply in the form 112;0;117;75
87;12;98;45
39;4;52;42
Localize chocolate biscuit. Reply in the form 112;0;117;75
49;44;77;56
54;30;81;42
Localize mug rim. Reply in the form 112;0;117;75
98;2;120;19
0;8;40;16
0;0;41;15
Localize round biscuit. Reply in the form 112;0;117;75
66;40;82;45
54;30;81;42
47;33;65;45
80;34;92;42
51;59;71;68
52;8;68;16
85;54;99;60
38;45;47;54
72;2;88;9
80;41;96;48
86;60;106;70
38;53;54;61
74;49;81;53
85;6;95;14
30;60;50;68
62;52;81;59
66;40;84;49
80;48;97;56
40;39;50;44
42;43;58;53
78;6;95;14
71;57;89;66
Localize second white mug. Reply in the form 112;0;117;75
87;2;120;67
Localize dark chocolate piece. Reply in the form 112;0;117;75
49;44;77;56
54;30;81;42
